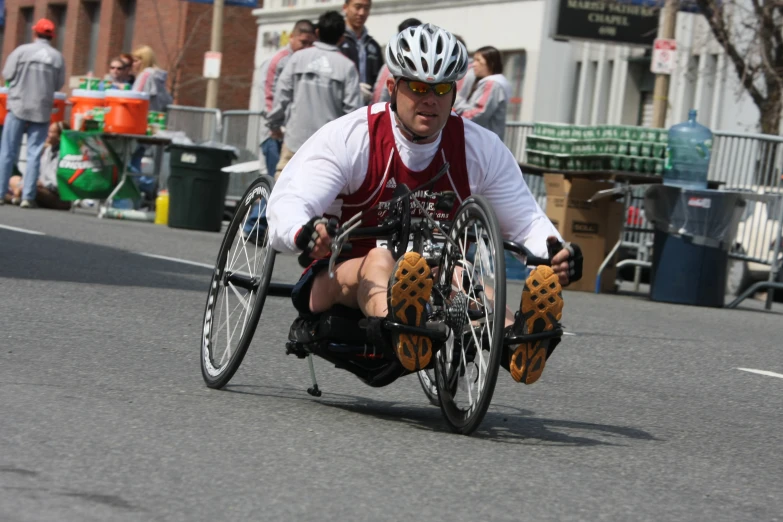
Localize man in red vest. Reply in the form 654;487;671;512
267;24;583;385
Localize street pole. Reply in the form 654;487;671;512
205;0;224;109
651;0;678;128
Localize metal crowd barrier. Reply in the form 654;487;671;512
166;105;221;143
710;131;783;309
221;110;264;200
505;122;546;208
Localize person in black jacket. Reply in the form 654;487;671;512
340;0;382;105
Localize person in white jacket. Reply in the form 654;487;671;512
267;25;583;384
453;46;511;140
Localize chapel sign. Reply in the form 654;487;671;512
553;0;661;47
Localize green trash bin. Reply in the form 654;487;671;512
167;144;237;232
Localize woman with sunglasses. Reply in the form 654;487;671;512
453;46;512;140
266;24;581;383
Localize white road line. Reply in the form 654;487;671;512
564;332;577;336
137;252;214;269
0;224;45;236
737;368;783;380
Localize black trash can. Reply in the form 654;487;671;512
644;185;746;307
168;144;237;232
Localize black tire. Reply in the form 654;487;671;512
201;176;277;389
417;369;440;407
433;194;506;435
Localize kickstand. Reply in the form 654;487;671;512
306;354;322;397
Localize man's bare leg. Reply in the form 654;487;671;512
308;247;395;316
307;248;433;371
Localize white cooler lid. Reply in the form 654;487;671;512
54;92;67;100
0;87;8;94
105;89;149;100
71;89;106;99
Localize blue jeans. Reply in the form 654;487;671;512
0;112;49;201
261;137;282;177
243;138;280;235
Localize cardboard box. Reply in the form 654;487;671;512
544;173;624;292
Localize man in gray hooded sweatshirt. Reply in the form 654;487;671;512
267;10;360;178
0;18;65;208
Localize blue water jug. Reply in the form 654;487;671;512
663;109;712;190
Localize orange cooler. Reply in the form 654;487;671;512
0;87;8;125
51;92;67;124
69;89;106;129
104;90;149;134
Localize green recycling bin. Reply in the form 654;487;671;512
167;144;237;232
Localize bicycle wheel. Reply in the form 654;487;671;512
433;194;506;435
417;369;439;406
201;176;277;389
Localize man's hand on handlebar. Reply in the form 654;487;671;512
547;236;584;286
295;217;339;266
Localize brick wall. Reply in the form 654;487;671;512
2;0;256;109
170;3;257;109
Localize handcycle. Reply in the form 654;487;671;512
200;165;564;435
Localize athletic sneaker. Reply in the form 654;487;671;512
507;265;564;385
388;251;433;371
19;200;38;209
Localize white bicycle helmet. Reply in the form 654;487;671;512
385;24;469;83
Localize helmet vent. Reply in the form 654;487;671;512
419;34;429;53
435;37;444;55
434;58;443;75
420;57;429;73
401;39;411;53
404;56;417;71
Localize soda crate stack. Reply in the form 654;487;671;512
526;123;667;175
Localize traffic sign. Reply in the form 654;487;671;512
651;38;677;75
203;52;222;79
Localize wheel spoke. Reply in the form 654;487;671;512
227;281;252;313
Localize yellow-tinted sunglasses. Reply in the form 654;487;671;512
405;80;454;97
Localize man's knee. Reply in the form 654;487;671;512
362;248;395;272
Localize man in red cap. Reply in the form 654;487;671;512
0;18;65;208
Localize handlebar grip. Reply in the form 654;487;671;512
547;239;564;261
526;255;551;267
298;251;313;268
326;217;340;238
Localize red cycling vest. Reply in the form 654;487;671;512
335;103;472;258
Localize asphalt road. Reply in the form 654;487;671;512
1;206;782;522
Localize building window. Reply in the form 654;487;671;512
19;7;34;44
122;0;135;52
49;5;68;51
681;54;698;121
570;61;582;123
85;1;101;73
502;50;526;121
698;54;719;127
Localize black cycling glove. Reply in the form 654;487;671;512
295;216;339;267
562;242;583;282
547;239;584;283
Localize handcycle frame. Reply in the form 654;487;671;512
281;185;561;393
202;173;564;435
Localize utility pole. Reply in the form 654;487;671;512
651;0;678;128
205;0;224;109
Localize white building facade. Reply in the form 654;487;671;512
250;0;762;133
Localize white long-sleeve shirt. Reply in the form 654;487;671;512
267;104;559;258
